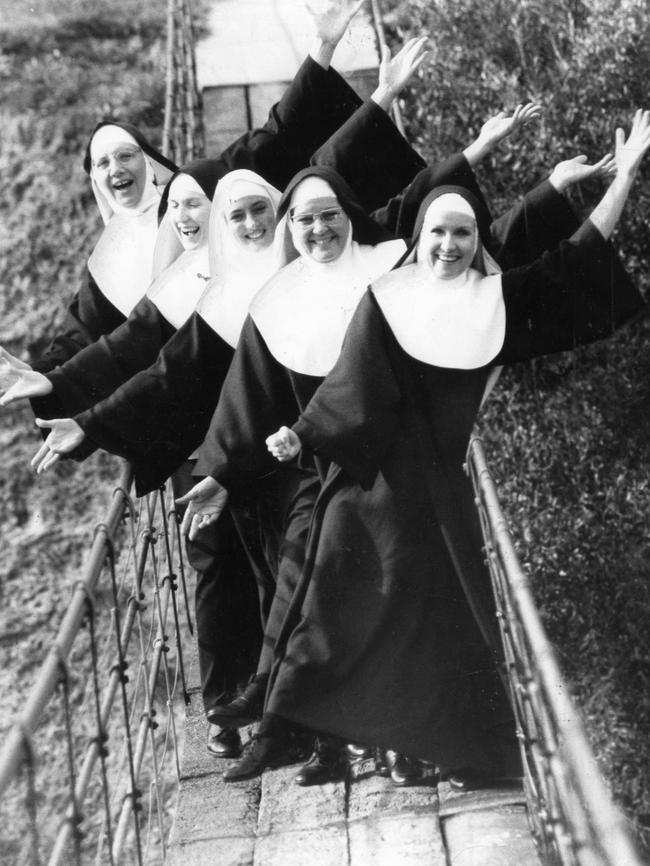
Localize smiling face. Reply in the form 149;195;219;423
226;195;275;251
167;173;212;251
91;130;148;210
417;194;478;280
288;177;350;264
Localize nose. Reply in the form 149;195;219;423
177;204;190;223
245;213;259;231
440;232;455;251
108;155;122;174
311;215;330;234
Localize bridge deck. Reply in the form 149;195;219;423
167;671;541;866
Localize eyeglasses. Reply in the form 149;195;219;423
290;208;344;228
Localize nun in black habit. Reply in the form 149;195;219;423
260;111;649;788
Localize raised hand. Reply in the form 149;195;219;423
373;36;430;110
549;153;616;193
0;363;52;407
307;0;367;67
266;426;302;462
614;108;650;179
587;108;650;241
176;476;229;541
30;418;85;474
479;102;542;148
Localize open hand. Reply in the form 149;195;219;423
266;426;302;462
30;418;85;474
549;153;616;193
377;36;430;103
306;0;366;46
614;108;650;179
0;364;52;407
176;476;229;541
478;102;542;149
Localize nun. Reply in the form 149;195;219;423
257;111;649;790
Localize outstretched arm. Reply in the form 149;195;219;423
589;109;650;239
463;102;542;167
308;0;367;68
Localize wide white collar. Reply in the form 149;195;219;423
146;246;210;328
250;239;406;375
87;202;159;316
196;244;281;348
372;264;506;369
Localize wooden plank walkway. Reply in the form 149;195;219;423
167;677;541;866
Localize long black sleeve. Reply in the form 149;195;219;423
311;99;425;214
499;220;646;364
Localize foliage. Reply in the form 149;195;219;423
383;0;650;847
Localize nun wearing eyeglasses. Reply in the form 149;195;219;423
255;111;648;792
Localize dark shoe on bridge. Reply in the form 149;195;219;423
207;726;241;759
207;674;268;729
223;733;302;782
295;737;347;786
385;750;423;787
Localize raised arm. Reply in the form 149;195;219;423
588;109;650;239
310;35;429;213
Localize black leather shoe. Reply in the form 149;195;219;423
207;726;241;758
386;750;423;787
223;734;301;782
295;737;347;786
207;674;268;728
346;743;372;760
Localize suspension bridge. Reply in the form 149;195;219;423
0;1;645;864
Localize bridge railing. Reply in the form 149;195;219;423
466;434;644;866
0;466;193;866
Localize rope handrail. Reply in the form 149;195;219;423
0;463;134;798
466;434;644;866
0;463;193;865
